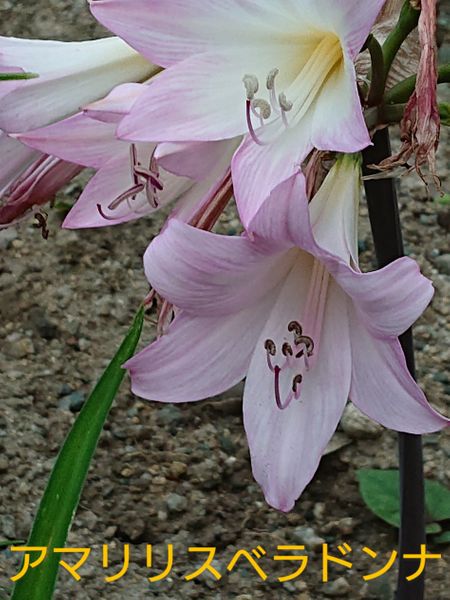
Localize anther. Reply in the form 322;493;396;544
264;339;276;356
266;68;279;90
288;321;303;336
278;92;293;112
292;374;303;393
296;335;314;357
251;99;271;120
243;74;259;100
282;343;293;356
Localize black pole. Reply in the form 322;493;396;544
362;128;425;600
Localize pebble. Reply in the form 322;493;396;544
156;405;184;426
3;335;34;359
0;228;18;249
323;577;351;597
165;493;188;513
0;455;9;472
291;526;325;551
433;253;450;275
58;391;85;412
340;403;383;439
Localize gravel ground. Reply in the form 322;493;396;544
0;2;449;599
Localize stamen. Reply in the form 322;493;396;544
243;74;259;100
245;100;267;146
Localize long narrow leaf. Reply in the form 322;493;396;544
11;307;144;600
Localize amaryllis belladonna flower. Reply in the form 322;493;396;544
125;156;449;511
91;0;385;228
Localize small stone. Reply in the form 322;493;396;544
58;383;73;397
169;461;187;478
157;405;183;426
323;577;351;597
58;391;85;413
419;214;436;226
340;403;382;439
4;335;34;359
104;525;117;539
116;513;146;542
0;228;18;249
0;515;16;538
165;492;188;513
0;455;9;473
291;526;325;551
434;253;450;275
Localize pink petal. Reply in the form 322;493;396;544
144;219;291;316
233;122;312;231
16;113;120;169
244;270;351;511
156;139;239;182
0;36;152;132
311;59;370;153
348;307;449;433
335;257;434;337
63;149;192;229
90;0;298;67
126;297;273;403
117;52;251;142
0;132;40;194
83;82;145;123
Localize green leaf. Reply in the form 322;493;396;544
357;469;401;528
0;72;38;80
11;307;144;600
0;540;24;548
357;469;450;530
425;522;442;535
424;479;450;521
434;531;450;545
440;103;450;127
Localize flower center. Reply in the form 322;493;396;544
97;143;164;221
264;259;330;410
243;33;343;145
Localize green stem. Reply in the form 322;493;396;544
367;34;386;107
0;72;38;80
382;1;420;88
385;63;450;104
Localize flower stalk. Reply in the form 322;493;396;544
363;128;425;600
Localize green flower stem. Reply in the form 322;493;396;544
382;1;420;88
385;63;450;104
11;307;144;600
366;34;386;107
0;72;38;80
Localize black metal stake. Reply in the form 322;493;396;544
362;128;425;600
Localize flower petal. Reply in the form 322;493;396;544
144;219;292;316
0;36;153;132
335;257;434;337
63;149;192;229
311;58;370;153
16;113;120;169
90;0;303;67
126;297;273;403
233;122;311;231
244;269;351;511
348;307;449;433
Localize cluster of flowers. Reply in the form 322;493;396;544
1;0;447;511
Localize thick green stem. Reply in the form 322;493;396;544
382;1;420;88
385;63;450;104
367;34;386;106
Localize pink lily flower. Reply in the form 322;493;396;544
125;156;448;511
0;35;157;133
0;131;82;228
17;84;240;227
90;0;385;228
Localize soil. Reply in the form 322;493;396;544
0;2;449;599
